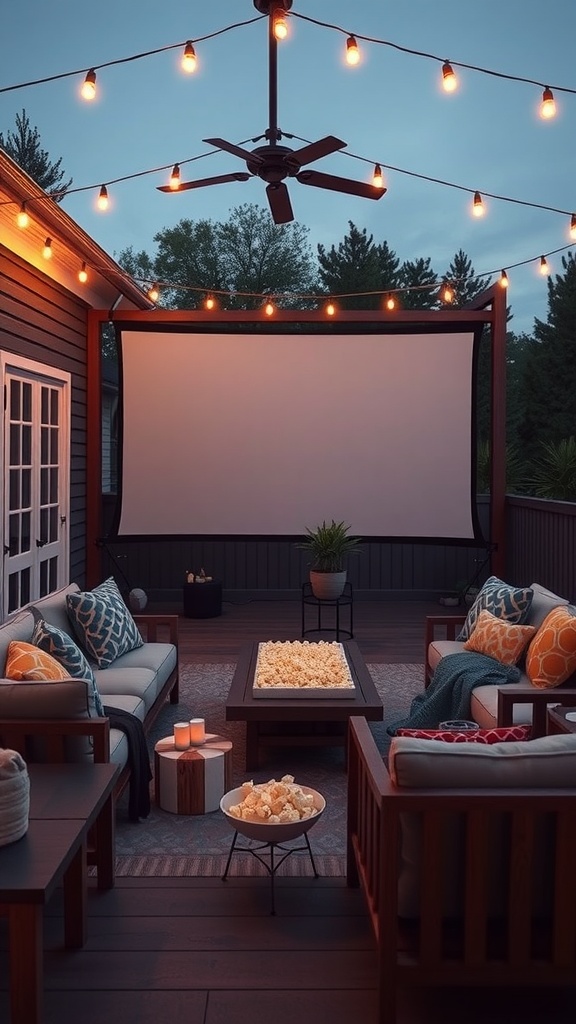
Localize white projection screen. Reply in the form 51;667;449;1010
111;325;483;542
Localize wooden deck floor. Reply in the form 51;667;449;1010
1;599;574;1023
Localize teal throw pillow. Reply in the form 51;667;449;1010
456;575;534;641
66;577;144;669
30;613;105;717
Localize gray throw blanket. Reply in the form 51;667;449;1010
387;652;521;734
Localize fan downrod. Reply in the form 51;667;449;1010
253;1;293;14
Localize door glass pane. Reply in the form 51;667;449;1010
9;469;19;511
50;388;59;425
40;467;48;505
22;468;31;509
21;511;31;553
49;556;58;592
9;424;20;465
10;379;20;420
49;506;58;542
41;425;48;464
20;567;30;607
50;426;58;464
50;467;58;503
22;424;32;465
8;513;20;555
8;573;19;614
22;382;32;422
40;507;47;544
41;386;49;424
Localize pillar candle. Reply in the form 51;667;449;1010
189;717;206;744
173;722;190;749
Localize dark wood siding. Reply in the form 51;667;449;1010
0;244;89;587
506;496;576;599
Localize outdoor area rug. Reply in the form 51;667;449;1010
111;662;424;877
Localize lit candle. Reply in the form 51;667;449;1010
173;722;190;749
189;718;206;745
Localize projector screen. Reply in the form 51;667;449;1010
110;325;483;542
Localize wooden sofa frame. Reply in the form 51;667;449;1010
424;614;576;736
346;715;576;1024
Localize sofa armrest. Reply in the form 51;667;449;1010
133;613;179;648
0;717;110;763
424;614;467;685
497;686;576;738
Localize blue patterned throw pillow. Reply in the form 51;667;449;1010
456;576;534;641
30;613;105;716
66;577;144;669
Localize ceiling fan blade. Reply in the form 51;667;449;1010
287;135;347;168
266;182;294;224
296;169;386;200
157;172;250;193
203;137;264;165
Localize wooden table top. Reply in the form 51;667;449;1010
226;640;383;722
27;762;120;822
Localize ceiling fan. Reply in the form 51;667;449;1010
157;0;386;224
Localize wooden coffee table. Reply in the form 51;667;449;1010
547;705;576;735
225;640;383;769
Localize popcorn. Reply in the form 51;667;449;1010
254;640;354;689
226;775;317;824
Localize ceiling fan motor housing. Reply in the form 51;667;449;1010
247;145;300;182
253;0;293;13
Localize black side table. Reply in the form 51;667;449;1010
301;581;354;640
182;579;223;618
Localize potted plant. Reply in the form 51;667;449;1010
297;519;362;599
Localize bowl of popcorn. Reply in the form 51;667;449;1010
220;775;325;843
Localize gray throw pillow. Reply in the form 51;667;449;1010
66;576;144;669
30;612;105;717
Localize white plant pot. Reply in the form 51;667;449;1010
309;570;347;600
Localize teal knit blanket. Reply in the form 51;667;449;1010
387;651;521;734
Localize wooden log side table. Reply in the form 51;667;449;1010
182;579;223;618
547;706;576;735
154;734;233;814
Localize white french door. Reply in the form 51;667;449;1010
1;354;70;618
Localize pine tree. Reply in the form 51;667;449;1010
442;249;491;307
317;222;383;309
397;256;438;309
0;109;73;200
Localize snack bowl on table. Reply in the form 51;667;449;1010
220;784;325;843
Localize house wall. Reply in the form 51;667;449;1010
0;244;89;588
506;496;576;600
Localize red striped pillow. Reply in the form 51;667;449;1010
395;725;532;744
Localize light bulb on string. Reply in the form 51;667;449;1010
472;191;485;217
499;270;509;289
346;36;360;66
42;238;53;260
81;69;97;101
182;41;197;73
372;164;384;189
540;87;556;119
97;185;109;211
264;299;275;317
16;202;29;228
570;214;576;241
539;255;550;276
385;294;396;311
204;294;216;310
441;61;457;92
148;283;160;302
78;262;88;284
169;164;181;190
441;282;454;303
325;301;336;317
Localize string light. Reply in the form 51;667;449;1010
264;299;275;316
345;35;360;66
539;255;550;276
441;61;457;93
540;86;556;119
325;301;336;316
499;270;509;289
81;69;97;101
273;9;289;41
42;237;52;259
441;282;453;303
16;202;29;228
570;214;576;240
78;261;88;283
181;41;197;73
97;185;109;211
372;164;384;189
204;294;216;310
472;191;485;217
385;294;396;310
148;282;160;302
169;164;181;190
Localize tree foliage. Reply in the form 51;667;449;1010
0;109;72;200
443;248;491;307
317;222;387;309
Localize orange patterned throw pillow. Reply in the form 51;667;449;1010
526;606;576;689
4;640;71;681
463;609;536;665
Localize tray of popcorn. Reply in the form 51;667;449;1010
220;775;325;843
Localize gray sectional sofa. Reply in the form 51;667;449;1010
0;581;179;794
425;581;576;736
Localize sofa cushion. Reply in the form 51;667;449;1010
525;605;576;689
31;616;105;717
0;610;36;676
396;724;532;744
0;677;93;719
4;640;71;681
29;583;81;636
527;583;570;629
462;609;536;665
66;577;144;669
428;638;465;675
389;732;576;788
95;667;158;716
456;576;534;641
